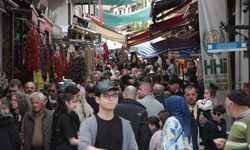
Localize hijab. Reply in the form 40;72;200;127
164;95;191;141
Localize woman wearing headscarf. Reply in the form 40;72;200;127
162;95;193;150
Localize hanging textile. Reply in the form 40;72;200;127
98;6;151;27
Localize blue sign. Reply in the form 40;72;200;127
207;42;247;53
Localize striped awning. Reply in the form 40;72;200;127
86;14;126;43
132;37;197;58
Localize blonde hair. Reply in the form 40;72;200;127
75;94;94;122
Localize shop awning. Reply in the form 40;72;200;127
134;37;197;58
152;0;191;22
86;14;126;43
151;0;182;20
179;31;198;40
127;14;188;47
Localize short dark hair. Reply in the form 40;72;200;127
64;85;80;95
213;105;226;114
9;79;22;88
148;116;160;129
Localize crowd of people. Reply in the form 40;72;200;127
0;58;250;150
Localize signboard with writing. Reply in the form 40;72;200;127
207;42;247;53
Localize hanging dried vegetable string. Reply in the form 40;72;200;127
54;50;63;82
25;25;41;72
40;44;51;80
69;56;87;84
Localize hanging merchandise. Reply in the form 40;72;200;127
130;51;138;68
33;70;44;90
60;44;71;78
69;56;87;84
25;24;41;72
54;50;63;82
48;46;55;82
40;44;51;81
63;56;71;79
103;42;109;63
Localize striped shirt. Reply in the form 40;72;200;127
224;109;250;150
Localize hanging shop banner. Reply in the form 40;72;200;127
198;0;231;103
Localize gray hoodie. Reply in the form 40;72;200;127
78;115;138;150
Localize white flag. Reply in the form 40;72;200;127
198;0;231;105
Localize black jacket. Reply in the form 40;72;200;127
203;119;227;150
191;115;199;150
0;115;21;150
114;99;150;150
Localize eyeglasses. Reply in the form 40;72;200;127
212;111;222;116
101;93;118;99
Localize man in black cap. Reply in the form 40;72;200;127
214;89;250;150
78;80;138;150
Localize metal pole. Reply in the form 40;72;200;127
0;13;2;83
11;10;14;79
248;3;250;104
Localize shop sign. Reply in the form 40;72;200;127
207;42;247;53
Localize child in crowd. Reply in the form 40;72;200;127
148;116;160;135
203;105;227;150
197;83;218;145
149;110;169;150
197;83;218;111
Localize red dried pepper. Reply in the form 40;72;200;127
25;25;41;71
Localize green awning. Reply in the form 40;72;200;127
100;6;151;26
100;0;142;5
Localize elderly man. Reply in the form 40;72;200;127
214;89;250;150
22;92;53;150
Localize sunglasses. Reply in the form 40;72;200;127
49;90;56;93
212;111;222;116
